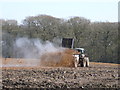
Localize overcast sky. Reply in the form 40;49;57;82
0;0;119;24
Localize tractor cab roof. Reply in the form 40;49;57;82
74;48;85;54
75;48;84;51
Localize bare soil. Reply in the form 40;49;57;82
1;49;120;89
2;62;120;89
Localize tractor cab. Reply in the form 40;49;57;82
75;48;85;54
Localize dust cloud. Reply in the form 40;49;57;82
3;37;78;67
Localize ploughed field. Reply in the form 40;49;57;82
1;49;120;88
2;60;120;88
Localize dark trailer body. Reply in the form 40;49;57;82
62;38;74;49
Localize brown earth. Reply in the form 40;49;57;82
40;49;79;67
1;49;120;89
2;49;79;68
2;63;119;89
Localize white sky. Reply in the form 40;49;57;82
0;0;119;24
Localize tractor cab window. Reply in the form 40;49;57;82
75;48;85;54
80;50;84;54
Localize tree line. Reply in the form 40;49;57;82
1;14;119;64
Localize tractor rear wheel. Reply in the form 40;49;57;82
86;57;89;67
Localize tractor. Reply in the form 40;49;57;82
62;38;90;67
73;48;89;67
